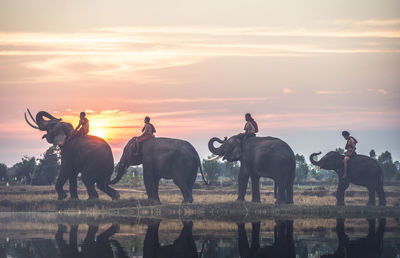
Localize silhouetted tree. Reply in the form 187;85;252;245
335;148;344;155
9;156;36;184
378;151;397;182
31;146;60;185
202;156;220;185
369;149;376;159
0;163;7;181
224;161;239;183
295;154;309;182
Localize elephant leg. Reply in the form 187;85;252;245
286;183;294;204
275;182;286;204
336;180;349;206
377;183;386;206
69;224;78;250
97;182;120;200
237;167;250;201
251;176;261;203
82;175;98;200
176;178;193;203
69;174;78;200
55;165;70;200
251;222;261;250
367;187;376;206
143;168;160;203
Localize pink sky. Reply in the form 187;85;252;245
1;0;399;165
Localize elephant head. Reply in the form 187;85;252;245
309;151;344;171
110;138;141;184
25;109;74;145
208;135;242;162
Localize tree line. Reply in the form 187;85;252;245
1;147;399;185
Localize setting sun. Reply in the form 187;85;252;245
90;128;107;140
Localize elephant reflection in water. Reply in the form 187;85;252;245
321;218;386;258
143;221;198;258
238;220;295;258
55;224;129;258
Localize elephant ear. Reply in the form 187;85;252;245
53;130;68;145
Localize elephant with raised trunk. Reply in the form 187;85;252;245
310;151;386;206
25;109;119;200
208;135;295;204
111;137;207;203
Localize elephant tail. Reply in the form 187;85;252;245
198;156;209;185
109;164;125;185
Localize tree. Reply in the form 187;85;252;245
369;149;376;159
0;163;7;181
335;148;344;155
202;156;221;185
10;156;36;184
295;154;309;182
224;161;240;183
377;151;397;182
31;146;60;185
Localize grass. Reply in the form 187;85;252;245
0;184;399;219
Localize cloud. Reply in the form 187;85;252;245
282;88;294;94
315;90;351;95
367;89;388;95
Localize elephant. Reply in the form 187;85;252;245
208;135;296;204
25;109;119;200
309;151;386;206
321;218;386;258
110;137;207;203
143;220;198;258
56;223;128;258
237;220;295;258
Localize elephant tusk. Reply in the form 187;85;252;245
205;155;222;161
25;112;39;129
26;108;37;124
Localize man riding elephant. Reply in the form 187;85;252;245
240;113;258;142
74;111;89;136
342;130;358;179
134;116;156;155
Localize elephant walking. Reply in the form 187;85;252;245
208;136;296;204
310;151;386;206
111;137;207;203
25;110;119;200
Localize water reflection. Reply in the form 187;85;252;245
321;218;386;258
238;220;295;258
144;220;198;258
56;223;129;258
0;215;399;258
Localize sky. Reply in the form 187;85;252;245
0;0;399;166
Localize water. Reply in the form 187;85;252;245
0;213;399;257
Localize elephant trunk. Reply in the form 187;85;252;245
208;137;226;156
35;111;59;130
309;152;322;166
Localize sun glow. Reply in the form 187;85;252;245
90;128;107;140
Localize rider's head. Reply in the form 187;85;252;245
144;116;150;123
245;113;252;122
342;130;350;140
80;112;86;119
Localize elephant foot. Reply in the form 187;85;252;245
87;196;99;201
236;198;245;202
367;202;376;206
69;196;79;200
379;200;386;206
148;199;161;205
112;192;120;201
251;199;261;203
57;192;67;200
182;199;193;204
336;202;345;206
275;199;286;205
286;200;294;204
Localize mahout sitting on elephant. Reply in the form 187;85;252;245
110;137;207;203
208;135;296;204
310;151;386;206
321;218;386;258
237;220;295;258
25;109;119;200
143;220;198;258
